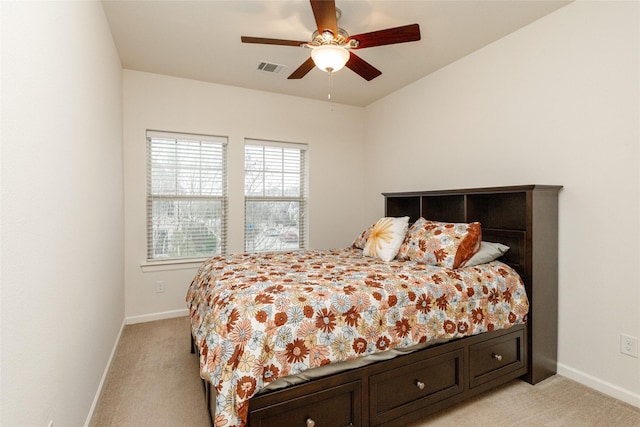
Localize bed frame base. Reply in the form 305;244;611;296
197;324;527;426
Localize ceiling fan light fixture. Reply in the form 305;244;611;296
311;44;349;73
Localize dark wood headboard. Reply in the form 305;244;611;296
383;185;562;385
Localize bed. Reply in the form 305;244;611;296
187;185;561;427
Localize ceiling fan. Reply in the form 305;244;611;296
241;0;421;81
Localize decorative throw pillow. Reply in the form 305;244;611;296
396;218;482;268
464;241;510;267
352;223;375;249
363;216;410;262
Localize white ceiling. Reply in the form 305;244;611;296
102;0;572;107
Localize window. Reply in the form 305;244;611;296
146;130;227;261
244;139;308;252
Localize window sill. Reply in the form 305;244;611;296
140;258;207;273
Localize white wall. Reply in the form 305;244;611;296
1;2;124;426
364;0;639;407
123;70;366;321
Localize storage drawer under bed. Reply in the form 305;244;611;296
469;328;525;388
248;380;361;427
369;348;464;425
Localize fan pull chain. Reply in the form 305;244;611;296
328;70;335;111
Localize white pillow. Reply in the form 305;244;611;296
363;216;409;262
464;241;510;267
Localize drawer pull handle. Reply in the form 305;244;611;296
306;418;315;427
492;353;503;361
416;380;425;390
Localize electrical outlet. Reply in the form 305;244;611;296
155;280;166;293
620;334;638;358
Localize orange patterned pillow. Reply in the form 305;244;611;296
396;218;482;268
352;223;375;249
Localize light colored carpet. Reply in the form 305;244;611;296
90;317;640;426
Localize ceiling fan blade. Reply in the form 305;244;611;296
241;36;307;47
346;52;382;81
310;0;337;36
348;23;421;49
288;57;316;79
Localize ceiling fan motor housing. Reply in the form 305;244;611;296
311;28;350;46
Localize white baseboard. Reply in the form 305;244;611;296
557;363;640;409
83;319;126;427
125;308;189;324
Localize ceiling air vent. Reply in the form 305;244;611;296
257;61;287;74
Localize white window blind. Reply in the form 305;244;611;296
244;139;308;252
146;130;227;261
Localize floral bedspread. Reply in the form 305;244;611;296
186;247;529;427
